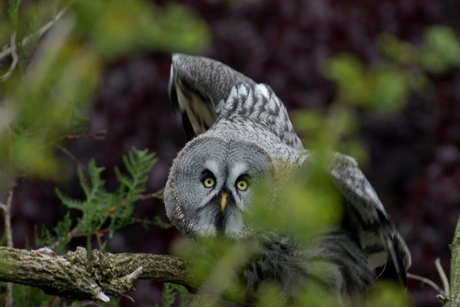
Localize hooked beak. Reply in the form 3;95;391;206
220;192;229;211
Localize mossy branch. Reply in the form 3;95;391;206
0;247;197;303
446;215;460;306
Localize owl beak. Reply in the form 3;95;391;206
220;192;229;211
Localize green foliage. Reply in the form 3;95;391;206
379;26;460;75
247;163;343;243
325;54;413;113
170;284;194;307
1;148;161;305
325;25;460;115
0;0;210;192
160;283;176;307
11;283;50;307
292;106;368;164
153;283;193;307
365;281;411;307
420;26;460;73
7;0;20;28
71;0;210;60
0;0;210;304
35;213;72;255
54;147;158;251
295;24;460;166
69;110;88;135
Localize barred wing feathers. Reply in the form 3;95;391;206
168;54;304;151
168;53;255;139
327;153;412;286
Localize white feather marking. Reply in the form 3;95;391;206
364;184;386;213
361;231;388;269
230;162;248;181
341;154;358;166
205;160;220;176
368;251;388;269
256;83;269;97
227;86;239;104
175;85;188;110
216;99;225;113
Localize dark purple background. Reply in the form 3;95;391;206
4;1;460;306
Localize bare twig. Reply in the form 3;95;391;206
407;272;445;295
0;190;14;248
436;258;450;296
0;190;15;307
54;130;107;168
138;188;164;201
66;130;107;141
56;145;86;169
406;257;454;305
0;7;68;62
1;33;19;81
446;214;460;307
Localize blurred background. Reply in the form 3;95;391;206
1;0;460;306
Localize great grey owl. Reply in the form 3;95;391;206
164;53;411;302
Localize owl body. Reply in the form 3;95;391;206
164;54;411;301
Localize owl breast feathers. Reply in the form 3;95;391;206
164;53;411;301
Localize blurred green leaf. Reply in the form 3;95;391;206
247;162;343;243
421;26;460;73
292;107;368;164
372;66;409;112
1;0;209;184
71;0;210;60
295;283;340;307
7;0;21;28
10;133;65;179
325;55;412;113
377;33;418;65
325;54;373;107
365;281;411;307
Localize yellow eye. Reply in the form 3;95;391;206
236;179;248;191
203;177;215;188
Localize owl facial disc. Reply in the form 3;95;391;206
164;135;271;238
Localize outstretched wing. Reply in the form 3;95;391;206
169;53;304;151
168;53;255;139
325;153;412;286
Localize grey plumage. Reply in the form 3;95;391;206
168;53;255;139
164;53;411;302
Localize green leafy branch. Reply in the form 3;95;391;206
156;283;193;307
49;147;161;251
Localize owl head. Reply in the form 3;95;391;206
164;133;273;239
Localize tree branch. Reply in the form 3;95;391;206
0;246;196;303
0;246;252;305
446;214;460;306
0;190;15;307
